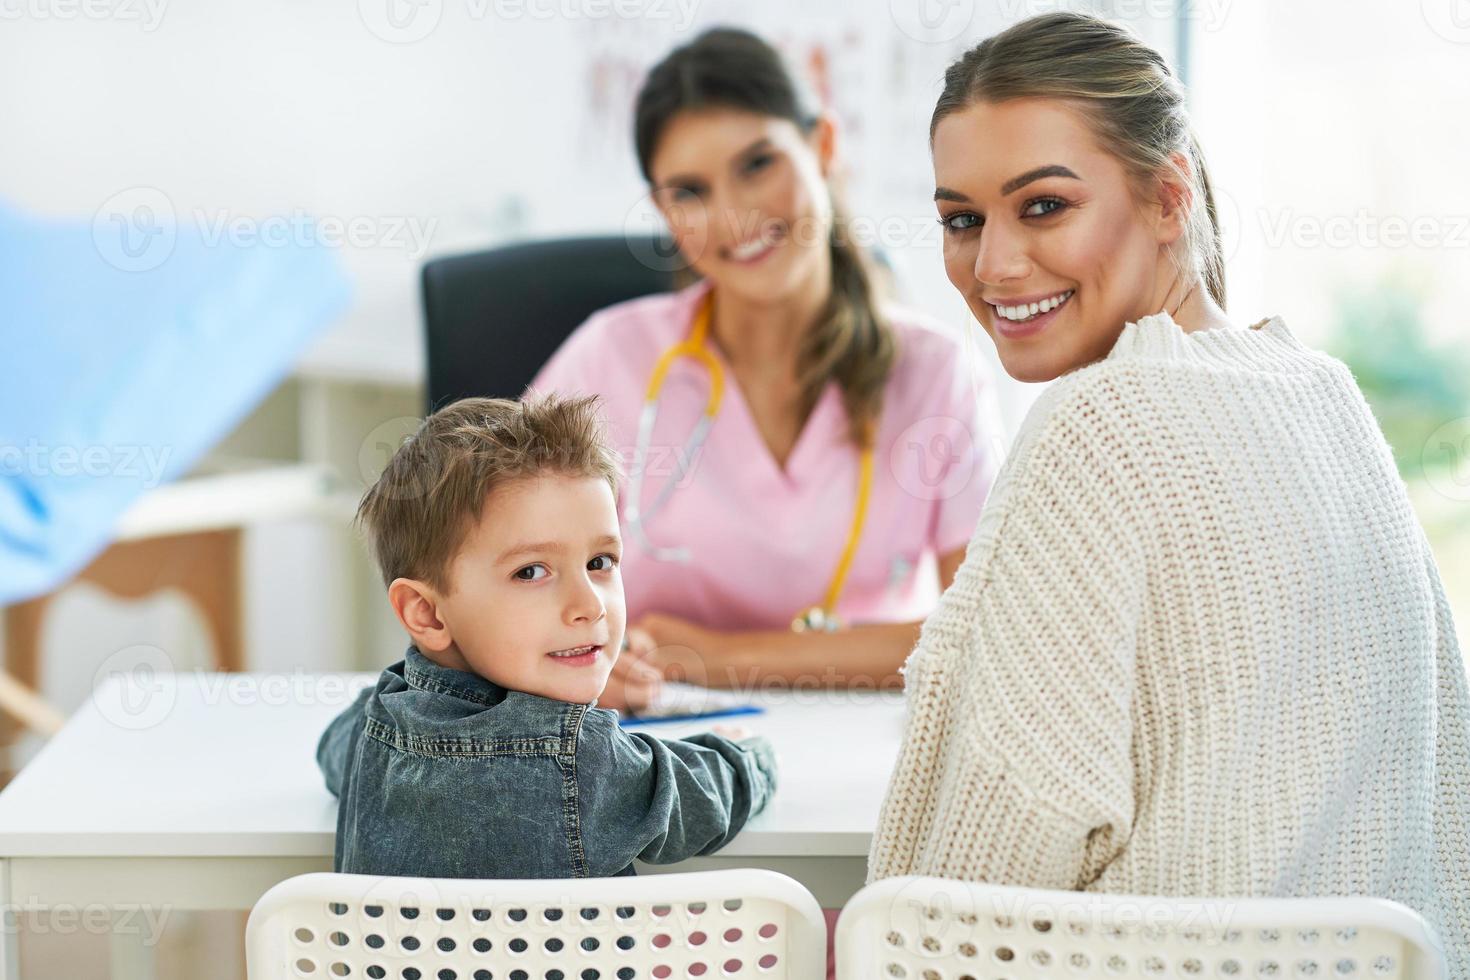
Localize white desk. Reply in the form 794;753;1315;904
0;672;906;980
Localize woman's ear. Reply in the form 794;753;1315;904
388;577;454;654
810;112;838;179
1153;150;1195;247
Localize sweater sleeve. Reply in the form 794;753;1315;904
1424;538;1470;954
869;376;1147;889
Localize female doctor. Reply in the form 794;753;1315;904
530;28;1006;711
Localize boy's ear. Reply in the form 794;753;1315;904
388;577;454;653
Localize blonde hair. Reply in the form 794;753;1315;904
932;11;1226;309
356;394;621;592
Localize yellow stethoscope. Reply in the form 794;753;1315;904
626;294;874;633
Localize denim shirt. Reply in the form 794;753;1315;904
317;646;778;879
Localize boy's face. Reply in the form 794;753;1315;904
428;473;626;704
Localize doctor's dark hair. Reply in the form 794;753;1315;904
633;27;896;450
355;394;622;594
932;12;1225;309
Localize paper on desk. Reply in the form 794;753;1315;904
616;681;764;726
0;197;351;605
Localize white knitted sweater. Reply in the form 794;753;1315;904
869;312;1470;977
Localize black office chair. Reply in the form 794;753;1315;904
421;236;679;412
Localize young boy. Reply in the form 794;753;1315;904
316;394;776;879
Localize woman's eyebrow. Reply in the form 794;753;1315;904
1001;164;1081;195
934;164;1082;203
735;137;774;159
653;174;704;193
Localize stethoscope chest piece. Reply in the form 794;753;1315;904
791;605;844;633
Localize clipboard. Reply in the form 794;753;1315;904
614;681;765;726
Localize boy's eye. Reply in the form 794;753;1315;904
588;554;620;572
513;564;548;582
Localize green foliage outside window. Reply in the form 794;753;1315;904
1325;274;1470;487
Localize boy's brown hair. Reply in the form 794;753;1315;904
356;394;622;593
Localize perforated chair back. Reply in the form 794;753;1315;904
246;869;826;980
835;877;1445;980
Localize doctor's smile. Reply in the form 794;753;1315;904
723;228;784;265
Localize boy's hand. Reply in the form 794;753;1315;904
597;627;664;713
712;723;754;741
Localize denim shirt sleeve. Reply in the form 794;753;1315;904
575;710;778;875
316;685;373;798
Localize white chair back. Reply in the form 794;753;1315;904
836;877;1445;980
247;868;826;980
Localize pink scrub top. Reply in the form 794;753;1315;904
527;279;1004;632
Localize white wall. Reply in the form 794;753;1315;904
0;0;1188;689
0;0;1181;430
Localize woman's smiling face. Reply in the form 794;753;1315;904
647;107;833;306
933;96;1188;383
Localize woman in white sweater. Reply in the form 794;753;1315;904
869;12;1470;975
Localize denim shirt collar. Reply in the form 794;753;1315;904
402;645;511;708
